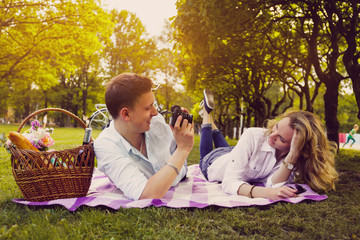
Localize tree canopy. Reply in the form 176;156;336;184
1;0;359;142
0;1;180;125
173;0;360;143
1;0;113;120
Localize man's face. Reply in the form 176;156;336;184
128;91;158;133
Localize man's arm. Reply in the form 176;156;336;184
95;138;149;201
139;116;194;199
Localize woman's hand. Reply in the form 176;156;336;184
286;129;302;164
271;130;302;185
289;129;302;154
238;184;298;200
266;186;298;200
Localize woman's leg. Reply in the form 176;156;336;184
206;111;229;148
199;123;214;179
199;123;214;160
199;107;216;159
212;129;229;148
199;105;231;178
200;105;230;156
199;106;217;178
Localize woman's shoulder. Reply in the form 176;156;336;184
243;127;266;136
239;128;267;143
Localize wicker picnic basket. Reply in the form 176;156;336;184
8;108;95;202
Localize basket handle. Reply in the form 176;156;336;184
17;108;86;133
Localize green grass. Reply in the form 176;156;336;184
0;124;360;239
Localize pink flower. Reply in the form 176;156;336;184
41;134;54;147
6;139;12;147
18;121;55;151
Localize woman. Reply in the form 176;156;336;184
199;90;338;200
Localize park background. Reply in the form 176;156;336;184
1;0;360;145
1;0;360;239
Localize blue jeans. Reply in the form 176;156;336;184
199;124;233;180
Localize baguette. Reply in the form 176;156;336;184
7;131;40;151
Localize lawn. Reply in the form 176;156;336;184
0;124;360;239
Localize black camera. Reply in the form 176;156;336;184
170;105;193;127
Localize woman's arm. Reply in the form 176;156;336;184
221;129;256;195
237;184;297;200
271;130;301;185
237;130;300;200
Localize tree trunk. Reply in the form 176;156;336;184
226;117;234;139
323;79;340;146
234;116;240;140
44;91;48;109
82;89;88;117
342;31;360;120
348;63;360;120
23;82;32;119
235;97;241;139
253;99;266;127
245;108;252;128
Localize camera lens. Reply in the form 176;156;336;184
171;105;182;113
182;112;193;124
170;105;193;126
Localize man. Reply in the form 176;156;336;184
94;73;194;200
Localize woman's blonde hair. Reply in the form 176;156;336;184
266;110;338;192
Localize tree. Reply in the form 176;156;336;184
173;0;295;132
153;20;188;119
0;0;112;119
104;10;158;77
173;0;357;144
266;0;352;145
334;0;360;120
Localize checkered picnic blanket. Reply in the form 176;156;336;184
13;164;327;211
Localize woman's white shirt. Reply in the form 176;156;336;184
207;128;294;196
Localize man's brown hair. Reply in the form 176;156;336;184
105;73;153;119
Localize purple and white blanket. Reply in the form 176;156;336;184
13;164;327;211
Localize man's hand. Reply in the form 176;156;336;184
181;107;190;114
170;115;194;152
